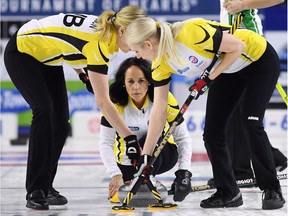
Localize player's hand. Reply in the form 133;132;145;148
108;174;123;199
170;170;192;202
124;135;141;165
79;72;94;94
137;154;154;178
189;76;211;99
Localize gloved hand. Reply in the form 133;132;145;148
79;72;94;94
170;170;192;202
124;135;141;165
189;76;212;99
137;154;154;179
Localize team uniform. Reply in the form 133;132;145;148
4;13;124;198
219;3;287;181
151;19;281;199
99;92;192;182
220;1;263;35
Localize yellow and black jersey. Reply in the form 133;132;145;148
99;92;182;166
17;13;118;74
151;18;267;86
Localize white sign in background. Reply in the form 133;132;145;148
71;110;287;139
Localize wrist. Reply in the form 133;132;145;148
124;135;137;142
79;72;89;83
203;76;212;84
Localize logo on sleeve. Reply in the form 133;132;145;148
189;56;198;64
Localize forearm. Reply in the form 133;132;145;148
99;125;122;178
240;0;284;10
142;84;170;155
142;107;167;155
210;34;245;80
88;71;132;137
224;0;284;14
74;68;85;74
172;122;192;171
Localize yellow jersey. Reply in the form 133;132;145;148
152;18;267;85
17;13;119;74
100;92;181;165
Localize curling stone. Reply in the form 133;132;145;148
118;180;168;207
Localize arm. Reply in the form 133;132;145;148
142;83;170;155
172;122;192;171
99;123;123;198
74;68;85;74
208;33;246;80
224;0;284;14
99;124;122;178
88;71;132;137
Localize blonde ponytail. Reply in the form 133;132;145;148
126;17;181;66
96;5;147;41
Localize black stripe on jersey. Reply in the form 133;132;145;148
98;42;109;62
100;116;112;128
153;77;171;87
241;53;254;62
208;24;223;53
194;25;210;45
87;64;108;74
42;53;86;64
21;32;88;51
115;132;122;162
169;104;180;110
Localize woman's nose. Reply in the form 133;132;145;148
133;82;140;89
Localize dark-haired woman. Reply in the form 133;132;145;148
99;57;193;202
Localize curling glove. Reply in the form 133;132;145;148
171;170;192;202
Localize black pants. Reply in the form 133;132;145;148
203;42;281;197
118;136;178;182
4;32;70;196
227;97;286;179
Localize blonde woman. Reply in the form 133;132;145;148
124;17;285;209
4;6;146;210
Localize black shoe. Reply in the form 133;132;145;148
200;190;243;208
47;187;68;205
276;162;287;172
262;188;285;210
26;189;49;210
207;178;214;186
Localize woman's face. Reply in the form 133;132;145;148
116;27;130;53
124;65;150;108
128;41;158;61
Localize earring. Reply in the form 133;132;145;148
119;34;122;37
123;85;125;87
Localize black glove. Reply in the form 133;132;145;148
79;72;94;94
137;154;154;179
170;170;192;202
189;76;212;99
124;135;141;165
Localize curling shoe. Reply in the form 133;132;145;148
262;188;285;210
47;187;68;205
200;190;243;208
26;189;49;210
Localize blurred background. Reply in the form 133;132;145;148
0;0;287;148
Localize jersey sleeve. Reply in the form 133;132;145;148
172;122;192;171
82;40;110;74
166;92;184;125
99;124;122;178
186;19;224;54
151;60;172;87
